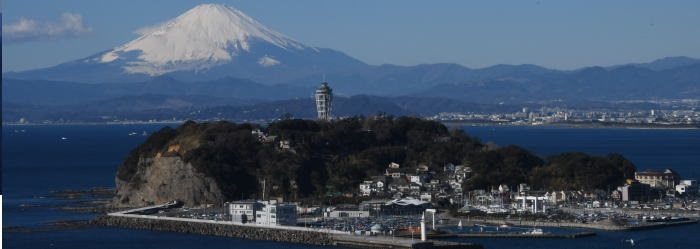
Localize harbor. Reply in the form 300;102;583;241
93;201;700;249
95;205;483;249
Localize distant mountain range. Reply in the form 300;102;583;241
2;4;699;122
416;62;700;103
2;76;311;106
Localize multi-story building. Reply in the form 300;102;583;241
229;200;263;223
255;201;297;226
315;82;333;120
229;200;296;226
359;181;373;196
618;182;651;202
676;180;698;195
635;169;680;191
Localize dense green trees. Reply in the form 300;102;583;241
119;117;637;202
465;145;544;190
529;153;636;190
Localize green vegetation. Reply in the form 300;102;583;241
117;116;636;201
117;126;178;186
530;153;636;190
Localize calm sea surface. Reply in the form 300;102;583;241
2;124;699;249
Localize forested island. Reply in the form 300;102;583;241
114;116;636;207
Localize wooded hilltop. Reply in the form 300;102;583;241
114;116;636;207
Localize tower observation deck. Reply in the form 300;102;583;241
315;82;333;120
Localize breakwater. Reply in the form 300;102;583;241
91;215;334;246
92;215;483;249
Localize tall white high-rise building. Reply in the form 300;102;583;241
315;82;333;120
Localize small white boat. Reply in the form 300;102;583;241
458;219;463;229
128;132;138;136
624;239;635;246
60;137;68;140
523;228;544;235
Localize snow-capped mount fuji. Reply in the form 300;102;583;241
7;4;367;83
99;4;311;75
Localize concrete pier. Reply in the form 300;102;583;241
425;232;597;239
93;206;483;249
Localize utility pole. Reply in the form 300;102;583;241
262;179;266;201
420;212;427;241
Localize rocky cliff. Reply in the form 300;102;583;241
113;156;224;207
112;121;261;208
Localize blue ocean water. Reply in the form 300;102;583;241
2;124;700;249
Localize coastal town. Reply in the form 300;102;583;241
94;82;700;249
98;160;700;248
99;162;700;248
431;100;700;127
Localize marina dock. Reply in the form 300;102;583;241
460;218;698;231
423;232;596;239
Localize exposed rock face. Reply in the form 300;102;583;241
113;156;223;207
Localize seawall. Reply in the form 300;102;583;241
91;215;334;246
91;215;483;249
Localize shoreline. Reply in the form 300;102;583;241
2;121;185;126
445;217;699;231
441;121;699;130
4;121;698;130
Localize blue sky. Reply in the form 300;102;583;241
2;0;700;72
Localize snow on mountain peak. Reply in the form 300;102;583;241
100;4;309;75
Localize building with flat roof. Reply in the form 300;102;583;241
635;169;680;193
255;201;297;226
229;200;297;226
676;180;698;195
618;182;651;202
229;200;263;223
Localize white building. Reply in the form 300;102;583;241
229;200;263;223
360;181;373;196
325;208;370;218
514;195;548;213
255;201;297;226
635;169;680;191
230;200;297;226
419;192;432;202
315;82;333;120
676;180;698;195
408;175;423;186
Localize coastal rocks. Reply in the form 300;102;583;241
90;215;334;246
113;156;223;207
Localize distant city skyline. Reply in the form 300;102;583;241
3;0;700;72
